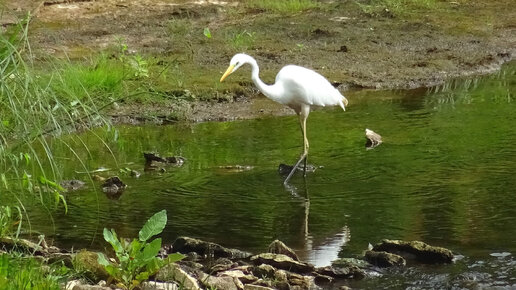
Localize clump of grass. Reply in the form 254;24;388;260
0;16;124;215
228;30;256;50
0;254;70;289
44;55;128;104
246;0;321;14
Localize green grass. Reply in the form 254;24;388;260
246;0;321;14
0;254;70;289
227;30;257;50
0;17;128;218
43;55;128;103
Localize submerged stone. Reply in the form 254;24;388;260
316;264;366;279
144;152;185;170
101;176;126;198
172;237;252;259
364;250;406;267
59;179;86;191
372;239;454;264
250;253;315;274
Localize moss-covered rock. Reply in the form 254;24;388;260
267;240;299;261
250;253;314;274
372;239;454;264
364;250;406;267
73;250;110;282
172;237;252;259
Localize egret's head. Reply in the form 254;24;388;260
220;53;251;82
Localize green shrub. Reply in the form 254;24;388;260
97;210;184;289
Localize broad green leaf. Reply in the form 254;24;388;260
138;210;167;242
165;253;186;264
135;271;150;282
146;257;163;274
203;27;212;38
128;238;143;258
103;228;123;253
105;265;120;279
38;176;65;192
140;238;162;262
97;252;110;266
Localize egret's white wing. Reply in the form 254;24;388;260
275;65;345;109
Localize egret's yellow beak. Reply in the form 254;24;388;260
220;65;235;82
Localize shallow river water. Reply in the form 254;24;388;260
31;62;515;288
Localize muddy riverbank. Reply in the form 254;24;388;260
2;0;515;122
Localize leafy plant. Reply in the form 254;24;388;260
97;210;184;289
115;38;149;79
229;30;256;50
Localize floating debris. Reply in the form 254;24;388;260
144;152;185;171
218;165;254;172
365;128;382;149
59;179;85;192
101;176;126;199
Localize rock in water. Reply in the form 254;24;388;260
267;240;300;261
250;253;314;274
101;176;126;199
364;250;406;267
59;179;86;191
171;237;252;259
372;239;454;264
365;128;382;149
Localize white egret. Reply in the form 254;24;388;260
220;53;348;184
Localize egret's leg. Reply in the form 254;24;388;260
284;152;307;185
284;106;310;185
300;105;310;176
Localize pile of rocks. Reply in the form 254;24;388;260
3;235;452;290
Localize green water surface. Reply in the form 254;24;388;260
30;62;516;288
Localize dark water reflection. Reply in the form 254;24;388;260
30;62;515;288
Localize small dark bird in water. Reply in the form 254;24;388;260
365;128;382;148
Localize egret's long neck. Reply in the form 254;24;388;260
248;59;282;103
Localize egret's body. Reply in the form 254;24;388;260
220;54;348;184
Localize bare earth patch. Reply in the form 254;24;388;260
3;0;515;122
